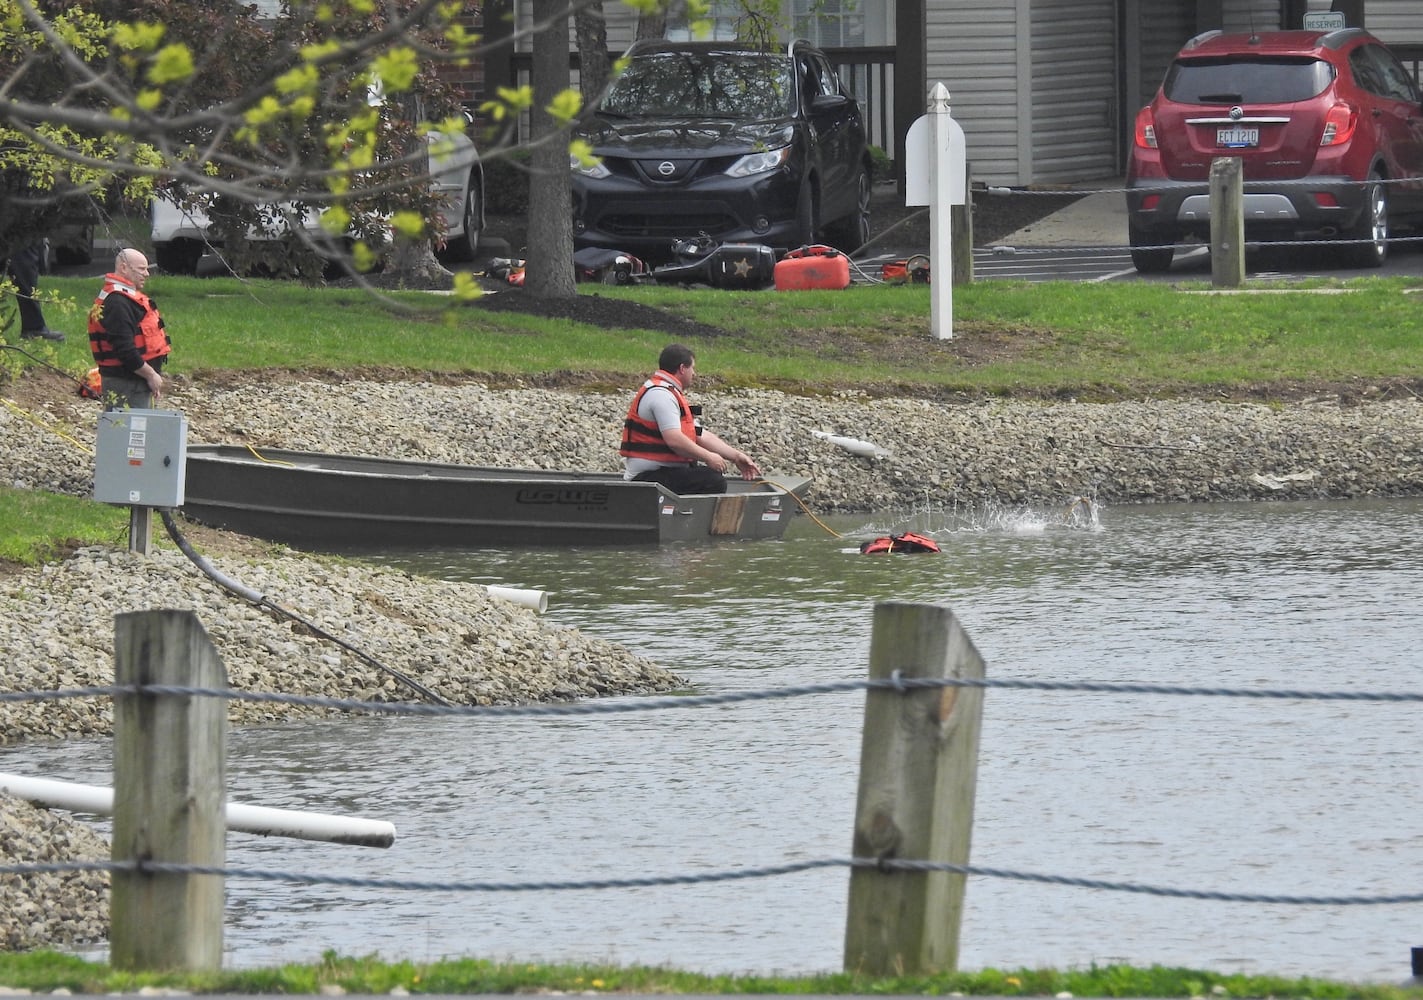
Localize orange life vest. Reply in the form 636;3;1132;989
619;372;697;465
859;531;942;554
88;275;171;370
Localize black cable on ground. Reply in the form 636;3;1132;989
2;359;447;704
159;509;452;706
0;342;95;395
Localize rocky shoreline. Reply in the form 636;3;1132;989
3;372;1423;954
151;376;1423;506
12;371;1423;510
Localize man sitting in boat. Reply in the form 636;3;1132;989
620;343;762;495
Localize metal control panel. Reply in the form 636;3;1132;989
93;408;188;508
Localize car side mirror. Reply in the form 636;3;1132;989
810;93;849;112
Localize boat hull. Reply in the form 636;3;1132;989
180;445;809;550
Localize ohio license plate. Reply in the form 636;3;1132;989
1216;126;1259;148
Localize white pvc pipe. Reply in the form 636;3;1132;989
486;585;549;614
811;430;891;459
0;772;395;849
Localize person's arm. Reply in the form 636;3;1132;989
696;429;761;480
643;387;727;471
134;360;163;399
645;389;760;478
660;426;729;473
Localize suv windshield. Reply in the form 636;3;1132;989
1163;56;1336;104
600;52;795;120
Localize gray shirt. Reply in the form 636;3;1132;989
622;384;687;480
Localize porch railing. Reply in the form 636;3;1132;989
1394;43;1423;88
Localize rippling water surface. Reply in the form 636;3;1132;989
6;498;1422;981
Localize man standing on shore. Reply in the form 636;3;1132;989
5;241;65;342
88;249;170;409
619;343;761;495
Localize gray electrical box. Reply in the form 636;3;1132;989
93;408;188;508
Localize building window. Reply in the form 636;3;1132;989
792;0;865;48
665;0;887;46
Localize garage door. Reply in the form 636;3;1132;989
1030;0;1120;182
1138;5;1195;109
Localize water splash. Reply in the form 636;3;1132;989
990;497;1104;533
854;494;1104;543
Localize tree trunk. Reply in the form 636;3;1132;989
524;0;576;299
574;4;610;108
635;2;669;41
391;239;451;285
389;91;451;286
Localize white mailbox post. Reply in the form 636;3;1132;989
905;83;966;340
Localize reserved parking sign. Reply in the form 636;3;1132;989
1303;11;1346;29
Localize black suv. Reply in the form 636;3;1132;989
572;39;872;262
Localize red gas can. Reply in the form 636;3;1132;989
774;245;851;290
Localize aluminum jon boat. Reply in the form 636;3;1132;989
180;444;811;550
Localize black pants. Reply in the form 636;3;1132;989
5;242;47;333
633;464;728;495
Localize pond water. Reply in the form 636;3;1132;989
6;498;1422;983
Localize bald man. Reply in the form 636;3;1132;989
88;249;171;409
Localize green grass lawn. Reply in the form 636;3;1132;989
1;948;1418;998
19;272;1423;397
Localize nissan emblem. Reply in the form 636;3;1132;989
657;161;676;176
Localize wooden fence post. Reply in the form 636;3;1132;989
110;609;227;971
843;602;986;976
1210;156;1245;288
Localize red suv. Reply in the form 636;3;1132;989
1126;28;1423;273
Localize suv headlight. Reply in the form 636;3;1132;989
572;153;611;179
726;146;792;178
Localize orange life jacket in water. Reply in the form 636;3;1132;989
858;531;942;554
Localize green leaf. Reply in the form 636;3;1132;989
319;206;352;235
147;42;194;85
372;47;418;92
545;88;583;126
451;272;482;301
389;210;425;238
568;138;599;169
111;20;164;52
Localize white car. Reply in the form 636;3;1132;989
150;128;484;275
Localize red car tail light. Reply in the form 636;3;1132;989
1133;106;1157;149
1319;103;1358;147
1141;193;1161;211
1314;192;1339;207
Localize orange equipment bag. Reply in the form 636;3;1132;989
78;368;102;400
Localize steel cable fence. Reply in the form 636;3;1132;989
3;673;1421;906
